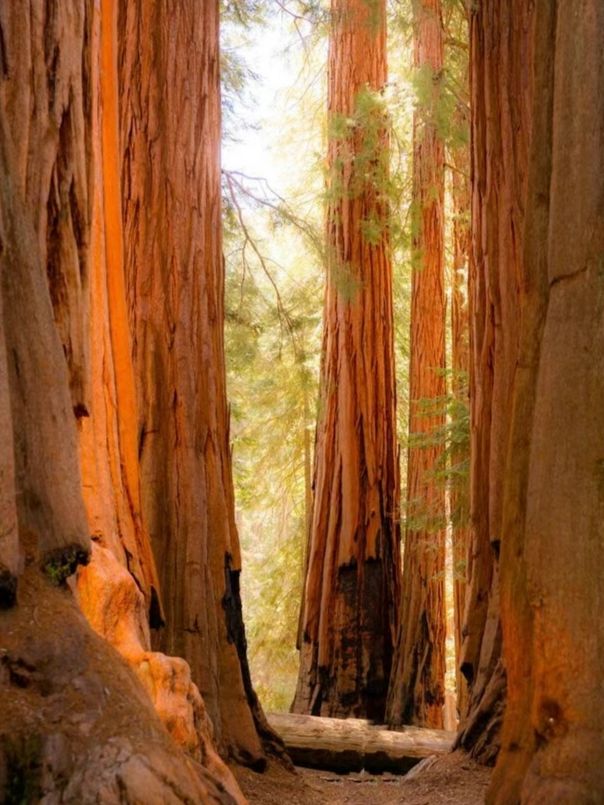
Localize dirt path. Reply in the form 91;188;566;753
234;752;490;804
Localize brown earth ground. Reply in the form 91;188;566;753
234;752;491;804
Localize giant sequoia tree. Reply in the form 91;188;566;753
446;1;471;719
490;0;604;800
293;0;401;719
387;0;446;730
450;134;471;718
78;0;162;617
0;2;92;597
456;0;532;763
117;0;280;766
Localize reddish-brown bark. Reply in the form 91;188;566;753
118;0;279;765
387;0;446;730
450;136;471;720
490;0;604;800
456;0;534;763
293;0;401;720
447;13;471;719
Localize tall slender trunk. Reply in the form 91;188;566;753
491;1;604;800
387;0;446;730
456;0;533;763
449;62;471;721
303;383;313;579
118;0;279;764
293;0;401;720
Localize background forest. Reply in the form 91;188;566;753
221;0;470;712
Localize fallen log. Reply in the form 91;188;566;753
267;712;455;774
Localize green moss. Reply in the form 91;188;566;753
42;544;89;587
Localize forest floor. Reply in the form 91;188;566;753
234;751;491;804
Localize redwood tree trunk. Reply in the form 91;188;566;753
118;0;278;765
293;0;401;720
456;0;534;763
450;135;471;719
491;0;604;800
448;9;471;719
386;0;446;730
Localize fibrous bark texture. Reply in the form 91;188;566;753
72;7;243;793
292;0;401;720
387;0;446;730
490;0;604;800
118;0;276;765
456;0;534;763
77;0;162;621
0;1;92;583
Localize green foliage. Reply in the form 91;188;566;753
327;87;390;207
239;505;306;711
223;147;323;713
225;254;321;709
221;4;264;142
404;373;470;534
42;545;88;587
221;0;267;25
220;1;329;709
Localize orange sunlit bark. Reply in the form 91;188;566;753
78;0;161;616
